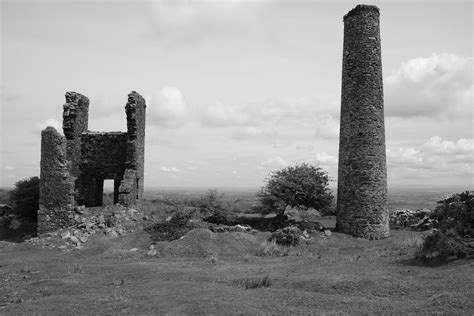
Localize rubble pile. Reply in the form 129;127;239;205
389;209;436;231
26;204;146;250
208;224;254;233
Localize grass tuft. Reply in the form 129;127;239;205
232;273;271;289
255;240;289;257
65;263;84;276
395;234;424;255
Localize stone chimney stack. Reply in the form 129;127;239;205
336;4;389;239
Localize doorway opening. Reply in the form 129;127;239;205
103;179;114;205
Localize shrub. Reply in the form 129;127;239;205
416;230;470;265
416;191;474;264
10;177;39;220
255;240;286;257
200;189;237;225
269;226;301;246
257;163;333;217
431;191;473;237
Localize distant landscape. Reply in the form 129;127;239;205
140;185;468;213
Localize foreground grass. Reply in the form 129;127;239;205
0;228;473;315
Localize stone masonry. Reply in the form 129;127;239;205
38;91;146;234
336;5;389;239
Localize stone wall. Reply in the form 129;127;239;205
39;91;146;233
63;91;89;178
38;127;75;234
76;132;127;206
336;5;389;239
119;91;146;205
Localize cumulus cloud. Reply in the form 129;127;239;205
148;87;189;128
385;53;473;118
159;166;181;173
202;97;338;145
314;152;338;165
35;118;62;133
422;136;473;155
387;136;474;181
259;156;288;172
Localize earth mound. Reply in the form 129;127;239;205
155;228;270;257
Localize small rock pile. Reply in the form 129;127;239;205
389;209;436;231
26;205;144;250
208;224;254;233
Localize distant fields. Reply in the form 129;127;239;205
142;186;468;212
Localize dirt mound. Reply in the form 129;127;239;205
155;228;270;257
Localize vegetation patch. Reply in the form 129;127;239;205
416;191;474;265
231;273;271;289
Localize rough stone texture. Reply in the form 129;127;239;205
76;132;127;206
38;127;75;234
39;91;146;233
336;5;389;239
119;91;146;205
63;91;89;178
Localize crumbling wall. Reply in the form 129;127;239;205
336;5;389;239
76;132;127;206
63;91;89;178
119;91;146;205
38;127;75;235
39;90;146;233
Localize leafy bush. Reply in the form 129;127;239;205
417;230;471;265
431;191;473;237
257;164;333;217
10;177;39;220
416;191;474;264
269;226;301;246
0;188;12;205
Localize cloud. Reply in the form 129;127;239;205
35;118;62;133
385;53;473;119
259;156;288;171
0;87;20;102
422;136;473;155
203;102;249;127
387;136;474;182
148;87;189;128
159;166;181;173
202;97;338;146
147;0;267;45
314;152;338;165
4;166;15;171
314;114;339;139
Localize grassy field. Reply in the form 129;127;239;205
1;187;472;314
1;219;473;314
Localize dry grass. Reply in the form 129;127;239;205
0;225;472;314
255;240;289;257
394;233;425;255
231;273;271;289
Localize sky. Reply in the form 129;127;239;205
0;0;473;189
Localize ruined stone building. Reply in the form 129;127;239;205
336;5;389;239
38;91;146;234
